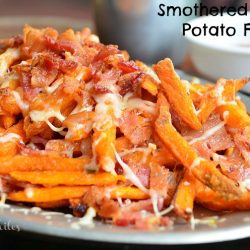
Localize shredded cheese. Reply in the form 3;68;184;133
0;133;22;143
159;204;174;216
125;98;156;114
0;48;20;76
25;187;34;198
190;157;205;169
188;121;226;145
30;109;65;123
12;90;29;111
45;78;63;94
239;179;250;191
71;207;96;229
113;145;149;194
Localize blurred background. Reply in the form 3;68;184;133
0;0;249;66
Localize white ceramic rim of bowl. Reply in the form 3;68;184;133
185;12;250;55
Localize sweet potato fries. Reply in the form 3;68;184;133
0;25;250;229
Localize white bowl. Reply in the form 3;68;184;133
185;13;250;92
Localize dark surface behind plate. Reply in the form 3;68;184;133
0;230;250;250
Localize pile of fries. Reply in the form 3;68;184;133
0;25;250;229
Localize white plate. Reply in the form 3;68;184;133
0;70;249;245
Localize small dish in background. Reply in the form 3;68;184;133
185;13;250;93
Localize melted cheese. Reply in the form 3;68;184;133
30;109;65;123
159;204;174;216
94;93;123;120
45;78;63;94
46;121;65;132
216;84;237;106
25;187;34;198
190;157;204;169
125;98;156;114
0;48;20;76
239;179;250;191
102;157;116;175
188;121;226;145
12;90;29;111
190;215;221;230
151;192;160;217
0;193;7;206
70;207;96;229
0;133;21;143
113;146;149;194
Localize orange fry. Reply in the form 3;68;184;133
8;186;89;202
10;171;125;186
35;200;69;209
173;171;195;220
155;93;241;198
111;186;149;200
217;103;250;129
0;114;16;129
93;117;116;174
140;75;158;96
115;136;133;152
153;59;201;130
0;155;91;174
195;182;250;211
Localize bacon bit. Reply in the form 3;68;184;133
117;61;139;74
92;45;120;64
232;127;250;165
45;140;75;158
213;149;250;182
20;71;41;101
45;36;75;54
90;45;120;73
91;85;111;94
115;162;124;175
0;35;23;48
98;199;119;218
119;110;152;146
31;64;58;88
118;72;143;96
150;165;169;198
70;198;88;217
114;200;171;229
91;68;121;94
182;114;234;159
42;52;78;74
62;111;94;141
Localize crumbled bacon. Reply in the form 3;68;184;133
182;114;234;159
117;72;143;96
119;110;152;145
150;165;169;198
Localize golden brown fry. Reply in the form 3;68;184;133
173;171;195;220
93;116;116;174
195;181;250;211
111;186;149;200
217;104;250;129
35;200;69;209
140;75;158;96
115;136;133;152
155;93;241;198
0;114;16;129
8;186;89;202
10;171;125;186
153;59;201;130
0;155;91;174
